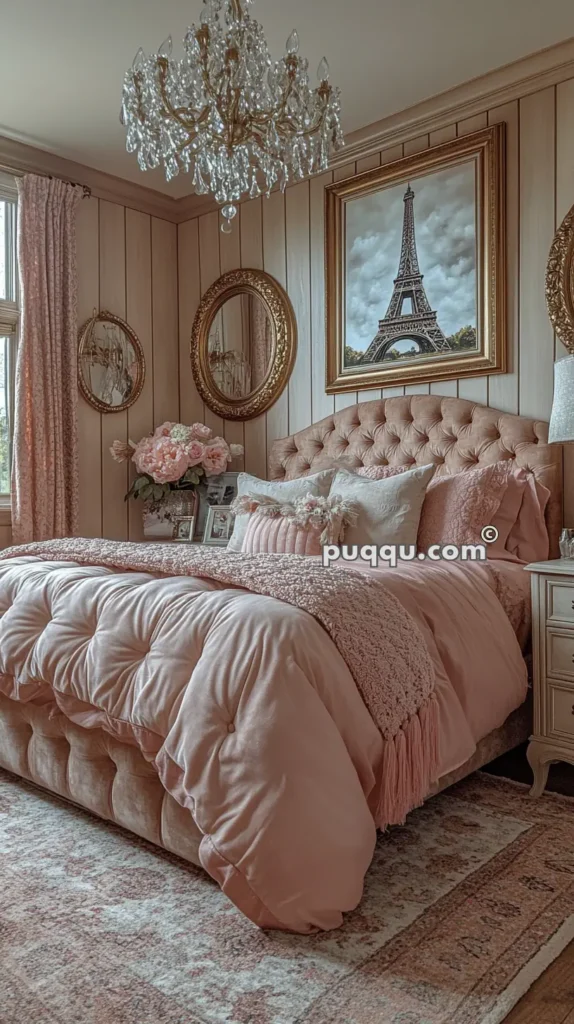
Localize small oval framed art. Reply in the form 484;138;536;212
78;309;145;413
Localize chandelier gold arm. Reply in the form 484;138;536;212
154;58;227;147
133;71;148;127
157;44;239;150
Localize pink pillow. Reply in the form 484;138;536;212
504;474;550;563
417;461;517;552
358;460;549;562
234;491;359;555
242;513;322;555
487;468;528;559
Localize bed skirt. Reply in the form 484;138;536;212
0;691;531;868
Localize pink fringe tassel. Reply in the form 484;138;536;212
375;692;440;829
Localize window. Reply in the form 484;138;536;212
0;173;18;499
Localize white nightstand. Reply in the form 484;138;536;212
526;559;574;796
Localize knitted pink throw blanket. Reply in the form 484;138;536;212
0;539;439;826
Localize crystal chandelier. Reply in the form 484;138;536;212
121;0;343;231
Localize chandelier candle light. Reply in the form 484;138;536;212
121;0;343;231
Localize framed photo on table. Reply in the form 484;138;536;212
195;472;239;539
203;505;235;546
172;516;196;542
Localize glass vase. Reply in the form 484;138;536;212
142;489;199;540
559;528;574;559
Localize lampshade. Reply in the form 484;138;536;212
549;354;574;443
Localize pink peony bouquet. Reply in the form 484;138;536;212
110;421;243;504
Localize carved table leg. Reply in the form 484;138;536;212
526;740;551;798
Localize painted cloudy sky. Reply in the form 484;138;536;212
345;161;477;354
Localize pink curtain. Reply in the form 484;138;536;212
12;175;83;542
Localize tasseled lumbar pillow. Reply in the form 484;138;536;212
232;493;358;555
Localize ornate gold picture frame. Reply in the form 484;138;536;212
546;202;574;353
191;269;297;421
325;124;506;392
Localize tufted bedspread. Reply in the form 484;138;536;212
0;538;530;934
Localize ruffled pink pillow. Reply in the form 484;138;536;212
234;491;358;556
417;460;518;552
242;514;323;555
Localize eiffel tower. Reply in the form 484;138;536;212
360;184;450;364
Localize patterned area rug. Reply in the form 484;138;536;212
1;770;573;1024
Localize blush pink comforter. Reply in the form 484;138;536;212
0;549;528;934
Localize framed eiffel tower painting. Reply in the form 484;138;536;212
325;124;506;393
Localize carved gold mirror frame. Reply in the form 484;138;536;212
546;204;574;353
78;309;146;413
191;269;297;421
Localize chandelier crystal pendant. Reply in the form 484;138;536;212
121;0;344;231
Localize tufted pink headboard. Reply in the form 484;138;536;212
269;396;563;557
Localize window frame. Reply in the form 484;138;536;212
0;172;19;507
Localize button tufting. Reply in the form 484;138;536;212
227;722;235;733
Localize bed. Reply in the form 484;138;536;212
0;395;562;932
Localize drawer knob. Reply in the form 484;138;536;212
572;704;574;715
571;600;574;609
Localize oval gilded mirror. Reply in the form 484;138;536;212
546;202;574;352
191;270;297;420
78;310;145;413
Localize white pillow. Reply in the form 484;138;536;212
227;469;335;551
332;465;435;547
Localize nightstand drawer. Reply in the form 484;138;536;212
546;580;574;625
548;682;574;740
546;630;574;680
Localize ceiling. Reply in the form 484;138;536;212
2;0;574;199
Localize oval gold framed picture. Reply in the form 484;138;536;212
78;309;145;414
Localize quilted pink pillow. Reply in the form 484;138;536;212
242;513;322;555
417;460;518;552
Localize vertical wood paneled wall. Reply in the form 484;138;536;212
76;199;179;539
4;66;574;547
178;77;574;519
